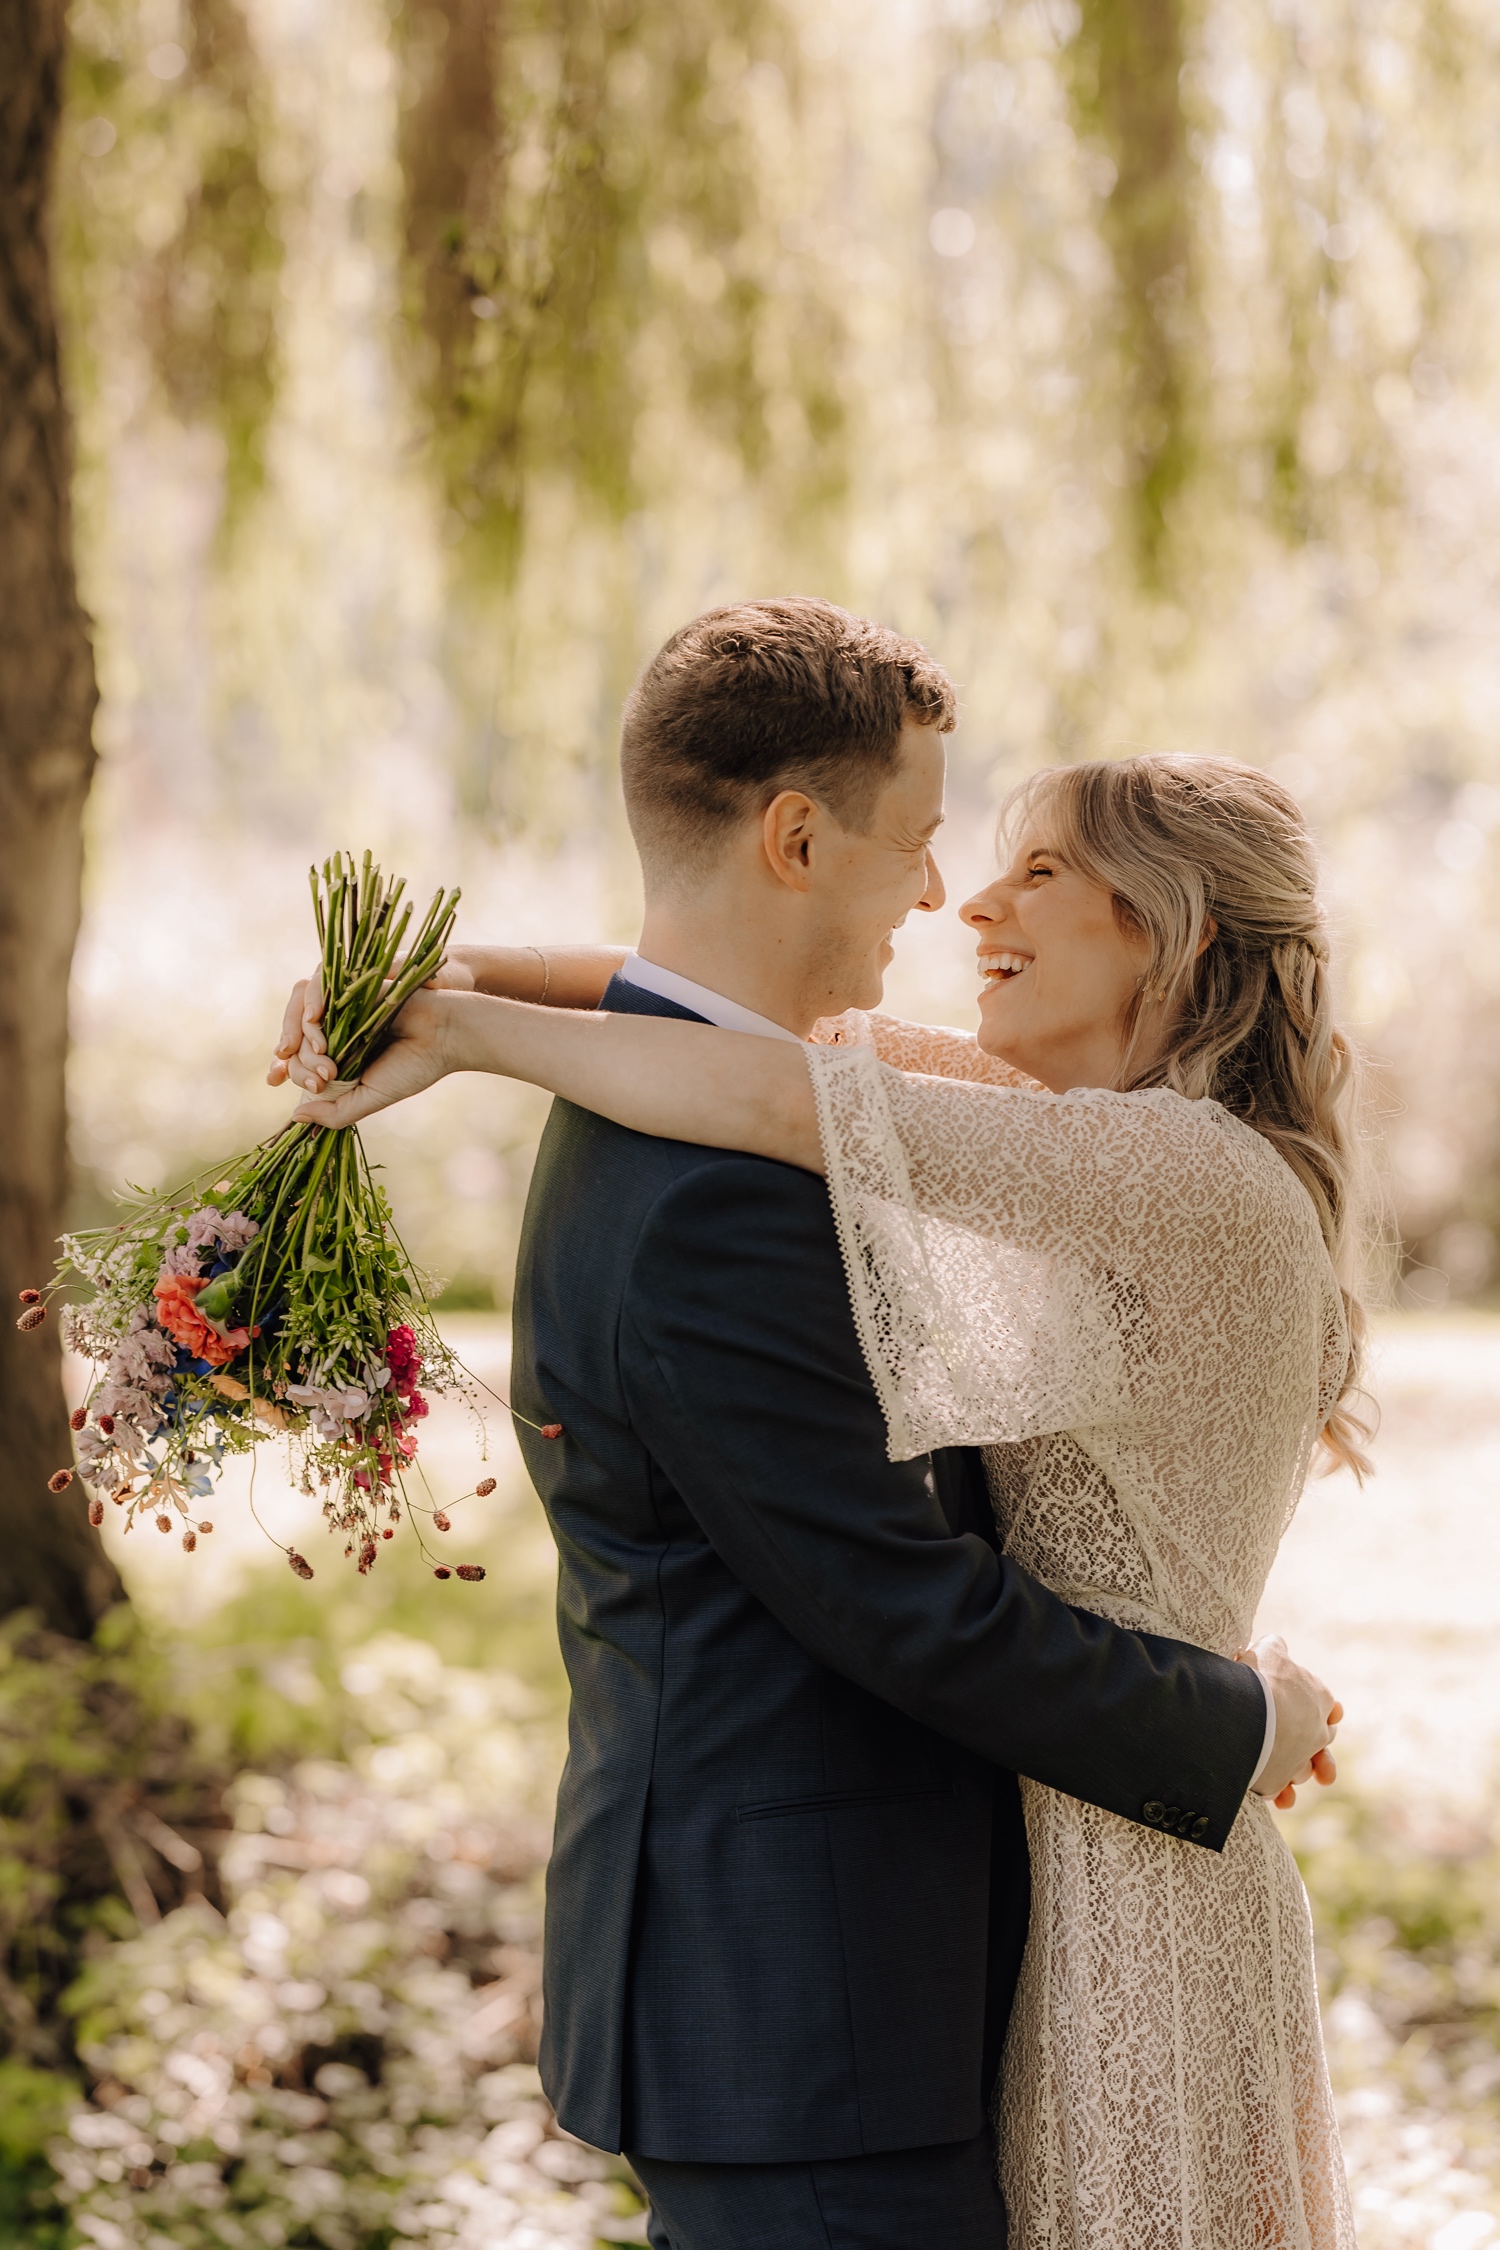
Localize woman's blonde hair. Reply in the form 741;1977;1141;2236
1005;752;1373;1476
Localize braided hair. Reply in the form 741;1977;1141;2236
1005;753;1374;1476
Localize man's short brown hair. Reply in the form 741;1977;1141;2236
620;597;956;881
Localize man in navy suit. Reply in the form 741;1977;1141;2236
278;599;1338;2249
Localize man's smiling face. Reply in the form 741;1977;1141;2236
804;719;948;1016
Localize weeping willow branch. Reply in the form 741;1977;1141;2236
60;0;283;525
394;0;847;576
139;0;282;515
1067;0;1200;581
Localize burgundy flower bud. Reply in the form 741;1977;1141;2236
288;1551;314;1579
156;1514;172;1533
69;1407;88;1433
381;1526;394;1540
182;1529;197;1553
17;1306;46;1332
199;1520;214;1533
98;1414;116;1436
432;1512;450;1533
475;1478;496;1497
433;1566;451;1579
541;1423;563;1440
456;1563;486;1582
48;1468;74;1494
18;1289;41;1305
88;1497;104;1528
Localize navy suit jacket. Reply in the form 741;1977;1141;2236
510;976;1267;2164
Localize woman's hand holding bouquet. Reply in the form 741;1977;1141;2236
19;854;554;1582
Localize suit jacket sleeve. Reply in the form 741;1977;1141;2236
619;1155;1267;1851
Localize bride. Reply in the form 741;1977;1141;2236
289;751;1362;2248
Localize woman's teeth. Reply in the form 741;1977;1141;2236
978;951;1029;982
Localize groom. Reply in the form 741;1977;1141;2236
278;599;1337;2249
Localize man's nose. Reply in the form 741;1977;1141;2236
917;849;947;913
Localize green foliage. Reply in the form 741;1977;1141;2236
47;1636;635;2249
0;1610;227;2243
60;0;283;518
0;1608;223;2072
395;0;846;574
1281;1782;1500;2233
432;1273;498;1314
0;2059;77;2247
1066;0;1200;578
1294;1787;1500;2085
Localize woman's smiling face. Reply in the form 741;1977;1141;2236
960;835;1156;1092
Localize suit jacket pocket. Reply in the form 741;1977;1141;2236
734;1783;960;1823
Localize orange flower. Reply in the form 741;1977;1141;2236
153;1274;236;1368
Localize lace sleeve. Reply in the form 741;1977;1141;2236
804;1039;1338;1462
809;1009;1039;1087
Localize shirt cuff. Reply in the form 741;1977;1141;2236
1248;1670;1277;1789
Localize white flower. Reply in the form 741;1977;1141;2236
285;1383;372;1439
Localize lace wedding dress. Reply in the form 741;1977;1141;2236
806;1013;1356;2250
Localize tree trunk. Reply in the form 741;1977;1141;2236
0;0;124;1634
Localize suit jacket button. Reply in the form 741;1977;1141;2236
1161;1806;1181;1826
1142;1801;1165;1824
1191;1816;1209;1840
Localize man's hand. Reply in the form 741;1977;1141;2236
289;989;455;1130
1239;1636;1342;1808
267;953;477;1095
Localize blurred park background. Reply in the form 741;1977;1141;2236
3;0;1500;2241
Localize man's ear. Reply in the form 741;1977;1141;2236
761;789;821;892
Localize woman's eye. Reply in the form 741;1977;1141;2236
1026;863;1053;880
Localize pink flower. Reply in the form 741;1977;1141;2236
385;1324;423;1397
159;1207;259;1279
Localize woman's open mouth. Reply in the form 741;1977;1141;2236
977;950;1031;986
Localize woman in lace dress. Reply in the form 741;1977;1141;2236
292;752;1362;2248
797;760;1365;2250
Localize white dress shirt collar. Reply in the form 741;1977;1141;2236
619;952;804;1044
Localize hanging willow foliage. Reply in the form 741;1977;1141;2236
139;0;281;513
61;0;281;519
1217;0;1423;547
1066;0;1200;580
394;0;846;573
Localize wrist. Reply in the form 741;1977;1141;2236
1247;1670;1278;1792
454;944;546;1002
430;988;472;1076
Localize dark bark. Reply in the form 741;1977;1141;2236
0;0;124;1633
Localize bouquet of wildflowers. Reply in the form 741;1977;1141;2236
20;853;546;1580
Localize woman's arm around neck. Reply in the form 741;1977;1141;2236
291;990;826;1171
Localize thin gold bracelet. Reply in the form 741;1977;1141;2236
528;945;551;1005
